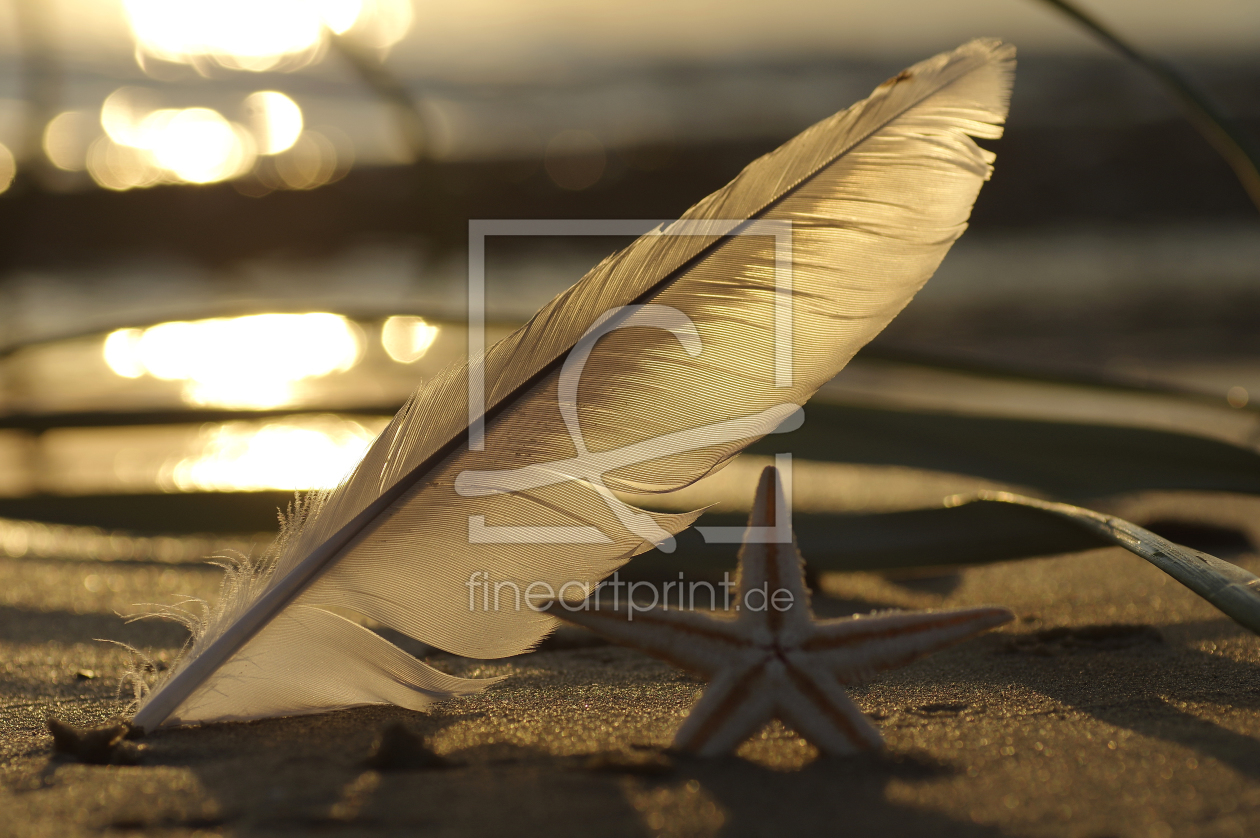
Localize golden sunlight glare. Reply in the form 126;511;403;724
103;313;364;409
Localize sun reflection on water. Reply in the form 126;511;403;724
86;87;345;191
122;0;413;73
90;88;266;189
168;415;381;492
103;313;364;409
50;0;410;192
124;0;340;71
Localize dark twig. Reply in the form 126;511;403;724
326;31;427;163
1035;0;1260;215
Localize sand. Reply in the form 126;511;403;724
4;493;1260;837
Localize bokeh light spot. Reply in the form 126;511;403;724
150;108;245;184
102;329;146;378
381;316;440;363
86;136;162;191
243;91;304;155
272;130;338;189
100;87;163;147
43;111;98;171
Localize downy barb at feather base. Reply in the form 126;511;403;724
129;38;1015;731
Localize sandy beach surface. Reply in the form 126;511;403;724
4;492;1260;838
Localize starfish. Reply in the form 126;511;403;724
552;466;1014;757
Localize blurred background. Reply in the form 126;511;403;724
0;0;1257;567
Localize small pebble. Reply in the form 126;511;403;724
48;718;144;765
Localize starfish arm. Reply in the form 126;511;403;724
776;658;885;755
801;606;1014;682
733;467;816;638
550;605;752;678
672;662;776;757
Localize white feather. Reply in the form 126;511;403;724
131;38;1015;730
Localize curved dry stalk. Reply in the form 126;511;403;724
974;491;1260;636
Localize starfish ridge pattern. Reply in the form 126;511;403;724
553;466;1014;756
